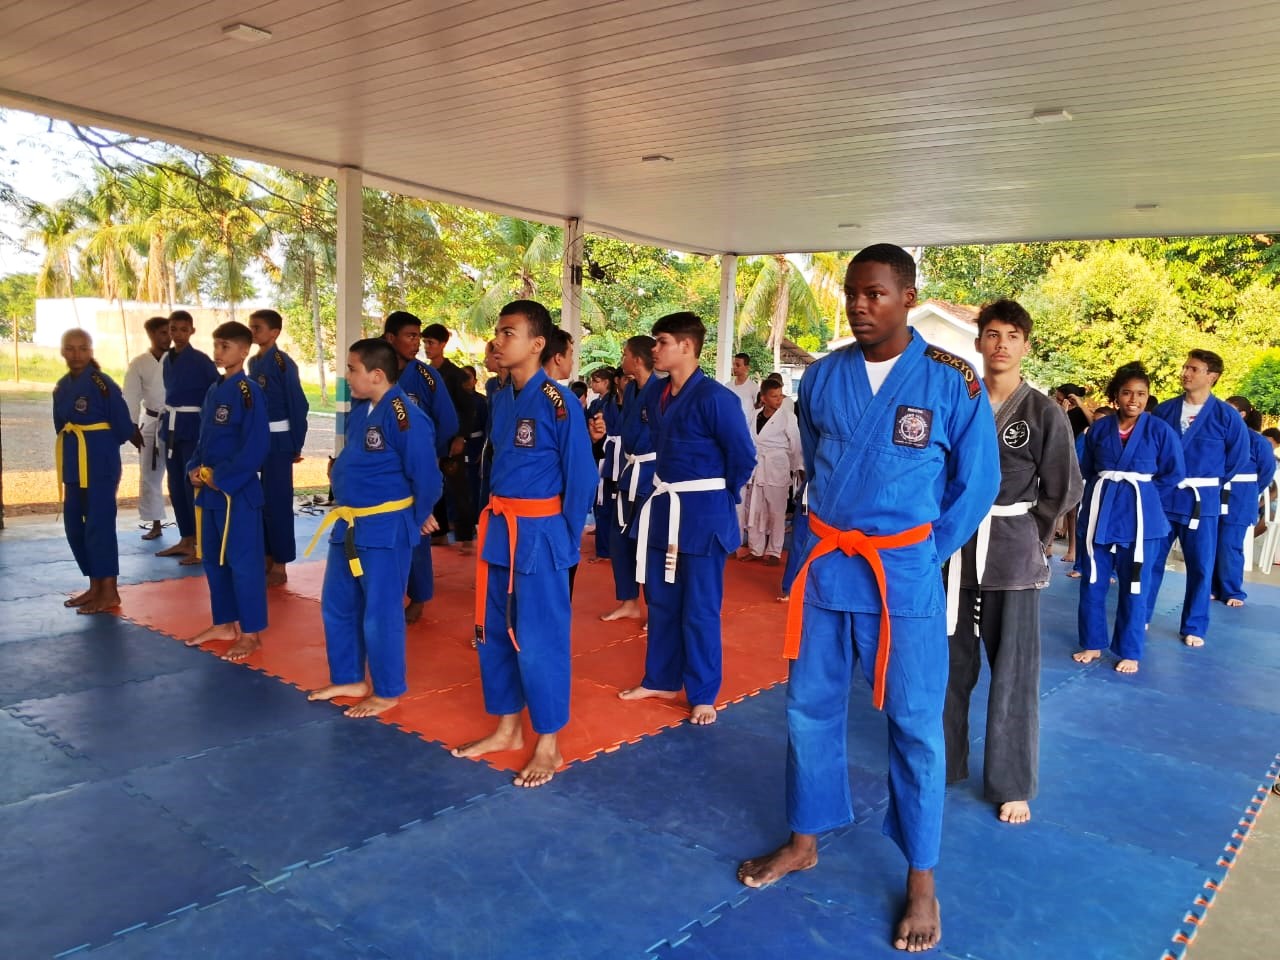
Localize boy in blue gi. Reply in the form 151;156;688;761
739;245;999;954
54;329;138;614
157;310;219;564
451;301;595;787
461;365;488;522
383;311;459;624
248;308;309;587
1212;397;1276;606
185;322;271;662
620;312;756;725
1145;350;1251;647
308;339;442;718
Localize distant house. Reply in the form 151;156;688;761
769;337;818;395
826;299;982;372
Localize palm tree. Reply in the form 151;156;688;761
126;163;201;311
25;198;85;324
739;254;823;372
79;169;145;356
185;157;272;319
808;251;852;342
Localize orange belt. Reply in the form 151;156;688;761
784;513;933;711
474;494;563;650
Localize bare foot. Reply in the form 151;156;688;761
1182;634;1205;648
78;591;121;614
764;555;781;567
1061;553;1075;564
309;681;370;702
266;565;288;588
587;555;608;564
156;539;192;557
223;633;261;662
740;552;761;563
734;547;750;560
186;623;239;647
776;594;789;602
738;833;818;888
141;523;163;541
178;553;203;566
456;541;474;554
513;734;561;787
1226;598;1244;608
618;685;679;701
894;869;941;952
1066;570;1082;579
452;724;524;758
998;800;1031;824
690;704;718;725
345;694;398;718
600;599;644;621
64;589;94;608
1115;658;1139;674
1072;649;1102;664
405;600;425;624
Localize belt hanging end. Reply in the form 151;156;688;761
1130;561;1143;595
474;624;485;645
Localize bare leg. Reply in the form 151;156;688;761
1062;512;1077;564
78;576;121;614
186;622;239;647
618;685;679;702
1115;658;1139;674
405;600;425;625
1072;649;1102;664
600;598;644;621
157;535;195;558
690;704;718;725
514;732;562;787
998;800;1031;824
738;832;819;888
223;631;261;662
452;713;524;758
894;868;941;952
309;681;370;702
266;563;288;588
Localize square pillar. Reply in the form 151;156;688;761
716;254;737;383
561;217;584;380
334;166;363;453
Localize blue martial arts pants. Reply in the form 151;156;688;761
321;541;413;698
201;499;267;633
592;495;614;560
641;549;726;707
1078;539;1161;660
786;604;947;871
1147;518;1217;638
608;521;639;602
63;479;121;578
260;450;297;564
166;437;198;537
477;563;571;734
406;534;434;603
781;509;810;597
1212;522;1249;604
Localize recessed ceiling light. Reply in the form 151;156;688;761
222;23;273;42
1031;108;1072;124
641;154;674;163
1134;203;1159;211
836;222;861;229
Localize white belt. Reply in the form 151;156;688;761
635;475;727;584
617;451;657;527
946;500;1035;634
1086;471;1153;595
164;405;202;457
1224;472;1259;520
468;431;484;439
1178;476;1222;528
269;419;291;433
595;435;624;505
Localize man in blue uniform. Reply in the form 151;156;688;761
620;312;756;725
422;322;476;550
451;300;595;788
1212;397;1277;606
158;310;219;564
54;329;138;614
248;308;309;587
185;322;271;662
460;364;488;522
1145;350;1251;647
739;245;999;954
307;338;443;718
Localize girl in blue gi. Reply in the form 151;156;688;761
184;322;271;662
308;339;442;718
621;312;756;726
248;308;309;588
54;329;138;614
1073;363;1185;674
739;245;999;953
451;302;595;788
586;366;622;563
1211;397;1277;606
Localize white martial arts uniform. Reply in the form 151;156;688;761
123;349;168;524
743;405;802;558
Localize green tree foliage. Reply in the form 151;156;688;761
920;242;1090;305
0;272;36;340
1237;350;1280;419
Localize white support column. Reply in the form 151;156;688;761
716;254;737;384
561;216;584;380
334;166;363;454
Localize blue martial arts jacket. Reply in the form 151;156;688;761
618;375;662;531
330;386;442;548
483;369;596;573
161;345;219;445
53;367;136;484
640;368;756;556
187;372;270;508
1152;394;1251;523
397;358;458;458
248;344;309;457
1078;413;1185;546
796;331;999;616
1224;430;1277;520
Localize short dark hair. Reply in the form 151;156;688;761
589;365;617;383
625;335;656;370
500;300;555;347
1105;361;1150;405
168;309;194;326
460;364;477;381
1056;383;1086;399
570;380;588;399
733;352;750;364
250;308;284;331
211;321;252;346
976;298;1032;336
349;337;400;382
651;311;706;356
421;323;450;343
761;380;783;394
1262;427;1280;444
1188;349;1225;378
144;315;169;333
541;326;573;366
850;244;917;288
383;310;422;336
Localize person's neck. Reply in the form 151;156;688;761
396;355;409;371
149;346;165;360
366;384;391;405
734;372;748;385
634;368;652;388
510;359;541;390
172;342;189;354
1184;387;1211;405
1117;412;1141;432
667;362;698;393
430;356;444;368
222;361;244;378
256;340;277;356
862;327;911;363
760;406;776;419
984;371;1022;406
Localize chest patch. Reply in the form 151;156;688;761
515;418;536;448
74;396;88;413
214;403;232;425
1002;419;1030;449
640;407;649;423
365;425;386;451
257;374;268;389
893;405;933;449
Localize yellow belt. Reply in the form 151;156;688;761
304;496;415;577
57;422;111;489
194;467;233;565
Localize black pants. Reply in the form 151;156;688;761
433;456;475;542
943;587;1040;803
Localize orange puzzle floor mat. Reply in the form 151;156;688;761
114;545;792;773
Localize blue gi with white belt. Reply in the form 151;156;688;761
249;344;309;565
787;333;998;871
588;393;623;561
635;369;756;707
611;376;661;601
1145;394;1251;639
478;370;595;733
161;345;219;538
53;368;136;578
320;387;441;697
1077;414;1185;660
1212;429;1277;603
398;358;459;604
187;372;270;633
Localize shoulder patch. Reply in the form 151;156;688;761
924;345;981;399
274;350;286;372
238;379;254;407
90;372;109;396
541;380;567;419
391;396;411;431
416;361;437;391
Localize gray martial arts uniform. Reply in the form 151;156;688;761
944;381;1083;803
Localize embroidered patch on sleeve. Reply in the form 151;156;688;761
924;345;981;399
238;380;254;407
391;396;411;431
540;381;567;419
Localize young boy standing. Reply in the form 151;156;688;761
185;322;271;662
740;380;803;565
248;308;310;587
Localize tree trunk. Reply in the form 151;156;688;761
117;297;130;359
307;253;328;402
